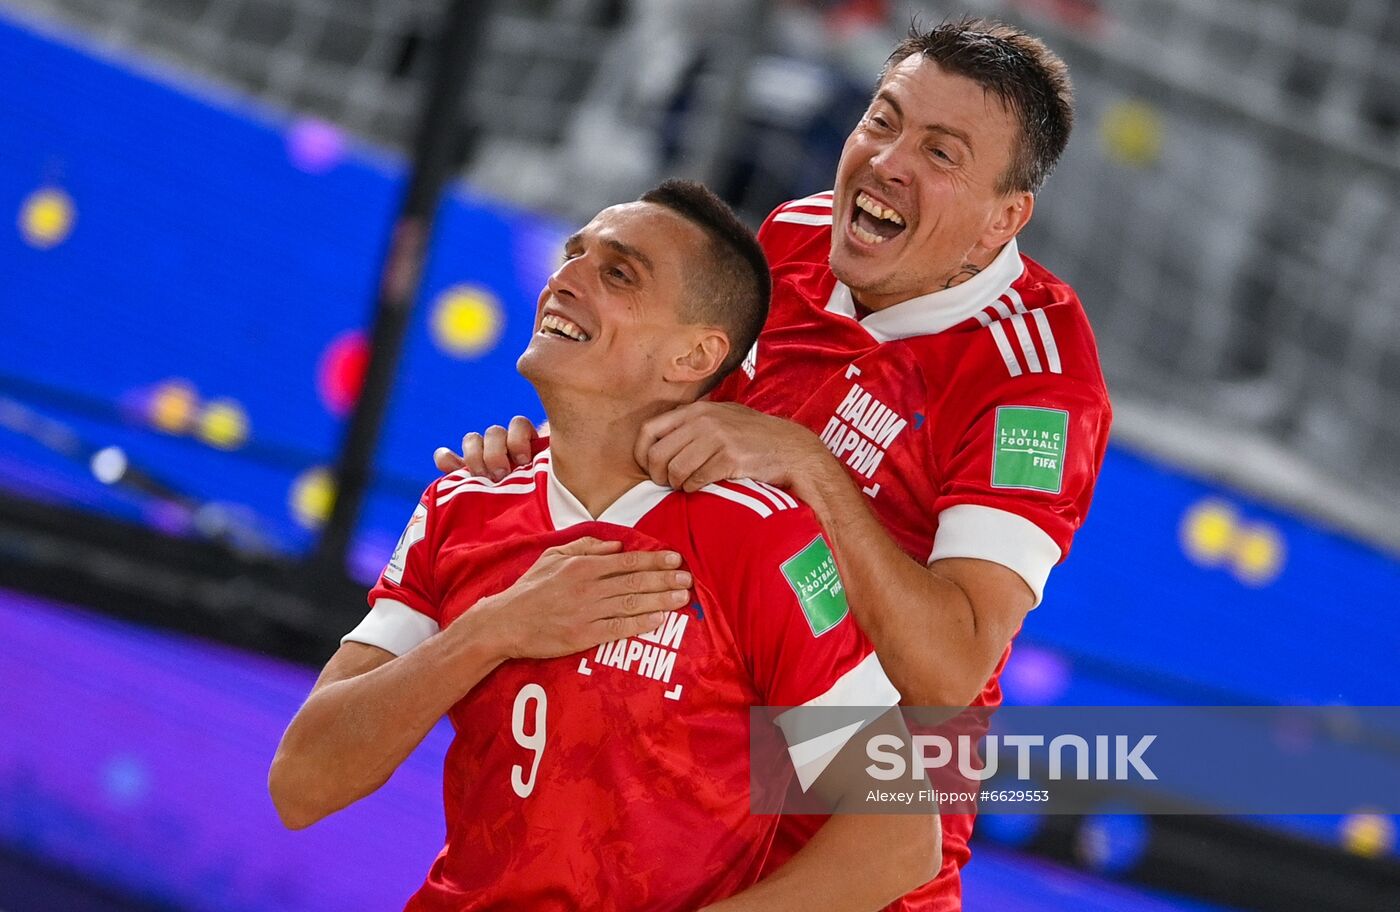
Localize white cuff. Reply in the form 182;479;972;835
776;653;901;792
341;599;439;656
927;504;1061;606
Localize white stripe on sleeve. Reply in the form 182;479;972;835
341;599;440;656
1031;309;1063;373
988;322;1023;377
796;651;901;710
1010;314;1044;373
699;482;774;517
783;194;835;209
775;652;901;791
927;504;1062;606
731;478;796;512
772;212;833;226
756;480;800;509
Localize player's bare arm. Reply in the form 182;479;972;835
635;401;1033;708
268;537;688;828
701;708;940;912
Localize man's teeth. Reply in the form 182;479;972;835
540;314;590;341
852;221;887;245
855;191;905;227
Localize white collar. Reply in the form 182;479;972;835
825;238;1025;342
543;449;672;530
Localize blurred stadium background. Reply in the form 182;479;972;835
2;0;1398;909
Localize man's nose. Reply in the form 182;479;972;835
869;138;914;187
546;257;583;300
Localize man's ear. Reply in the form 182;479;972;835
667;329;731;386
978;191;1034;252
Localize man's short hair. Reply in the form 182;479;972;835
639;179;771;391
882;17;1074;195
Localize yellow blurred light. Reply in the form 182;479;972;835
1180;500;1237;566
290;467;336;530
1340;812;1395;858
431;285;504;357
197;399;250;450
1101;100;1164;168
150;380;200;434
18;187;77;249
1232;522;1286;586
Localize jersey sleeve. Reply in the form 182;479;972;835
342;482;442;655
716;496;900;791
726;498;899;711
928;332;1112;605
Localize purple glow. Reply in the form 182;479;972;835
286;118;346;174
513;221;569;300
1002;644;1072;705
102;754;149;806
349;534;393;587
0;588;449;912
117;385;155;425
145;500;194;536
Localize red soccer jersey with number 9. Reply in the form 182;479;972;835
345;448;900;911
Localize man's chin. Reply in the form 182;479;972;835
516;347;551;385
830;246;887;293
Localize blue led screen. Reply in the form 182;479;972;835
1;10;561;566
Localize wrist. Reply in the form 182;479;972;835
791;441;845;510
444;596;516;665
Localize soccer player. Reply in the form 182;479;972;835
438;20;1112;911
271;180;938;911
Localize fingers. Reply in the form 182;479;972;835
605;587;691;618
635;404;699;479
482;425;512;480
506;416;536;467
447;418;538;479
595;609;675;643
434;447;465;473
599;568;692;599
677;451;733;492
548;536;625;557
461;432;488;477
639;423;699;487
663;437;725;491
584;548;683;576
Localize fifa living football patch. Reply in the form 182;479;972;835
781;536;849;637
385;502;428;585
992;406;1068;493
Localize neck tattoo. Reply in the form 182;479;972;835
941;263;983;289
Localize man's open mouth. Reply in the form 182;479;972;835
850;190;907;246
539;313;591;342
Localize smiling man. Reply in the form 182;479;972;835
271;180;937;911
441;20;1113;911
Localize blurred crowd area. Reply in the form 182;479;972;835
7;0;1400;551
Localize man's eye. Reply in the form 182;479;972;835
607;266;631;282
869;114;892;130
561;251;580;263
930;147;953;163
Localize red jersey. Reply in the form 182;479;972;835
713;192;1113;911
343;448;900;911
